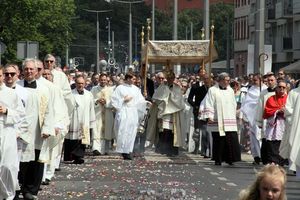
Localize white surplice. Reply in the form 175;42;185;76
201;84;237;136
90;85;115;152
51;69;75;116
288;94;300;173
37;77;70;181
0;84;26;199
66;89;96;145
241;85;267;138
111;84;146;154
16;80;54;162
280;87;300;161
255;88;275;137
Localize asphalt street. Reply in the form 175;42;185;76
36;149;300;200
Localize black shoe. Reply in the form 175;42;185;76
253;157;261;165
122;153;132;160
23;192;34;200
215;161;222;166
42;178;50;185
73;159;84;164
55;168;61;172
93;150;101;156
13;191;20;200
192;150;199;155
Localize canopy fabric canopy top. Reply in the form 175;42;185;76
142;40;218;64
281;60;300;73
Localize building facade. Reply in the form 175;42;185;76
234;0;300;77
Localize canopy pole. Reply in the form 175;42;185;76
209;24;215;82
143;18;151;97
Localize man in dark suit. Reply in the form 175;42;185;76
188;74;210;155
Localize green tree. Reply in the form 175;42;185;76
0;0;75;64
210;2;234;61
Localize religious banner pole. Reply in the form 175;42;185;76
143;18;151;97
258;53;268;91
201;27;206;75
209;24;215;82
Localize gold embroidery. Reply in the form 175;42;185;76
39;95;48;127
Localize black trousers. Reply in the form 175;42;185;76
212;132;241;164
156;129;179;156
261;138;268;165
265;140;285;165
64;139;85;161
22;149;44;195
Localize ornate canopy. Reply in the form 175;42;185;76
141;40;218;64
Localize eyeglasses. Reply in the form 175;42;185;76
4;72;16;77
45;60;54;63
278;86;286;89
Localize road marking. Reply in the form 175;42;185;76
226;182;237;186
210;172;219;176
204;167;212;171
217;177;227;181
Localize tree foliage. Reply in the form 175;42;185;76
0;0;233;68
210;3;234;60
0;0;75;63
155;2;233;60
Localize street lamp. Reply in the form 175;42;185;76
66;16;80;68
83;9;112;73
113;0;144;67
106;17;111;60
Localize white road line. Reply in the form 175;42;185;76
203;167;212;171
210;172;219;176
226;182;237;186
217;177;228;181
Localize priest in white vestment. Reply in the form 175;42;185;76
44;54;75;117
279;86;300;171
288;93;300;176
111;73;147;160
64;75;96;164
36;63;69;184
16;58;54;199
91;73;115;155
201;72;241;165
241;74;267;165
0;66;26;200
255;73;277;164
147;71;185;157
3;64;31;159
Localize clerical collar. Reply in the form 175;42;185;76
77;90;84;95
11;83;16;89
267;87;276;92
219;86;227;90
24;80;37;88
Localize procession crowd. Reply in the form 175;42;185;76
0;54;299;200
